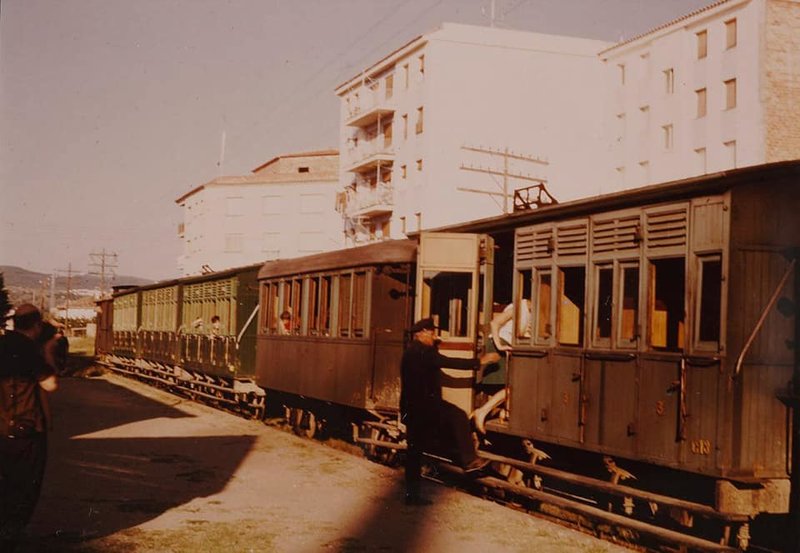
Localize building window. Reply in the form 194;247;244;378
298;166;310;173
401;164;407;179
415;106;424;134
262;232;280;258
725;18;737;49
299;231;324;253
403;63;409;88
662;124;673;150
418;54;425;76
226;196;244;216
225;233;243;253
639;160;650;183
402;114;408;140
416;159;423;172
617;63;625;85
724;140;737;167
262;195;284;215
300;193;325;214
400;216;407;234
724;78;737;109
695;147;707;174
696;88;707;118
696;30;708;59
415;211;422;231
664;68;675;94
385;74;393;100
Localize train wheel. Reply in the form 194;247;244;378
299;410;317;439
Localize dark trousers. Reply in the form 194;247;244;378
437;400;478;468
0;433;48;550
404;412;426;498
404;401;478;497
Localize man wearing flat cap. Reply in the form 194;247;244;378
400;317;500;505
0;304;58;551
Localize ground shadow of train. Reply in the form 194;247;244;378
18;377;257;552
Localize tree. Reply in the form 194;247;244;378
0;272;10;323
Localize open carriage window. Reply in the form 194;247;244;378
534;269;553;344
557;266;585;346
618;263;640;348
352;272;368;338
339;273;352;337
515;269;533;343
648;258;685;350
696;255;722;349
421;270;472;338
593;264;613;346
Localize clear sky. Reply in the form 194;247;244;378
1;0;712;281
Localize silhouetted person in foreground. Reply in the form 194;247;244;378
400;317;500;505
0;304;58;551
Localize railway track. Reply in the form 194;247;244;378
101;361;783;552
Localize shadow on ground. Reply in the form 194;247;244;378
17;377;256;553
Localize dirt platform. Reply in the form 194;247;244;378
18;373;630;553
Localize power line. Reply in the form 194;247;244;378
89;249;118;298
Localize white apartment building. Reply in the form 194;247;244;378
176;151;342;276
335;23;611;244
600;0;800;190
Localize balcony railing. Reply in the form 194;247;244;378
346;138;394;173
346;84;395;128
342;182;394;218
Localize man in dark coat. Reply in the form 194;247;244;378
400;317;499;505
0;304;58;551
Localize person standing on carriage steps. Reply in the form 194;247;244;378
400;317;500;505
0;304;59;552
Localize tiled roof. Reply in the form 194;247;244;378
599;0;731;55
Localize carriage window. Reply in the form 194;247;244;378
320;276;332;336
422;271;472;338
618;264;639;347
516;270;533;341
352;272;368;338
534;270;552;343
291;280;302;333
649;258;685;350
594;265;613;345
697;256;722;346
558;267;585;346
307;277;319;335
339;273;352;337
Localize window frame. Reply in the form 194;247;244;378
693;253;724;352
696;29;708;59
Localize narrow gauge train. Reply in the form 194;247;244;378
251;161;799;551
95;264;265;416
98;160;799;550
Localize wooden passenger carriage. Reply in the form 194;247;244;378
255;240;417;429
99;264;265;416
420;161;799;544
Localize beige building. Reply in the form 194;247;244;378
335;23;611;245
176;151;342;276
600;0;800;190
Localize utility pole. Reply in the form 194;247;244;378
89;250;118;298
459;144;550;213
54;263;74;334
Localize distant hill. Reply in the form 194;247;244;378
0;265;153;290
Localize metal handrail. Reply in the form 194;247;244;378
733;258;796;379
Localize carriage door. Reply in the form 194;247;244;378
416;232;493;414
